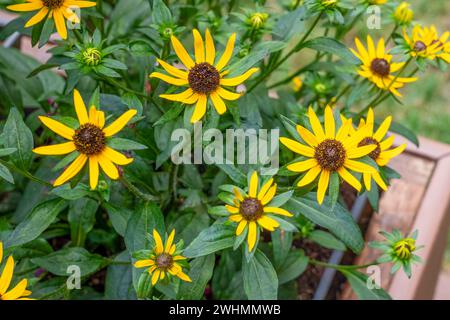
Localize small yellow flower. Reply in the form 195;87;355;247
292;77;303;92
248;12;269;29
368;0;387;4
351;35;418;97
150;29;259;123
393;238;416;260
346;108;406;191
394;2;413;26
33;89;137;189
82;47;102;66
280;106;378;204
226;172;293;252
0;242;33;300
403;25;450;63
7;0;96;40
134;229;191;286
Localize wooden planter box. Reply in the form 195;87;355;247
341;135;450;300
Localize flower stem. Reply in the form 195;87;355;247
120;175;158;202
309;259;380;270
247;12;323;93
0;159;52;187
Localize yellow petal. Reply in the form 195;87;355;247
346;145;376;159
38;116;75;140
0;242;3;265
229;214;243;222
344;159;377;173
261;184;277;205
279;137;315;157
216;87;241;101
66;1;97;8
297;165;322;187
378;144;406;161
367;35;376;59
53;9;67;40
373;116;392;141
98;155;119;180
102;147;133;165
1;279;28;300
160;88;195;102
257;215;279;231
182;92;200;105
372;171;388;191
177;271;192;282
365;108;374;136
97;111;105;128
317;170;330;205
134;260;154;268
149;72;188;86
165;229;176;253
153;229;164;255
335;119;352;141
376;37;385;58
89;155;99;190
215;33;236;71
296;125;319;147
151;270;161;285
338;167;362;192
210;91;227;115
308;107;325;141
257;178;273;200
33;141;76;155
220;68;259;86
363;172;372;191
263;207;293;217
236;220;247;235
7;2;43;12
248;171;259;198
193;29;205;63
247;221;257;251
73;89;89;125
24;6;48;27
226;205;239;214
53;154;87;187
287;158;318;173
324;106;335;138
170;35;195;69
103;109;137;137
190;95;207;123
354;37;370;62
233;187;244;202
205;28;216;65
0;256;14;295
379;135;395;151
156;58;188;79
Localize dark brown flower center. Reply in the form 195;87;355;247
240;197;263;221
358;137;381;160
314;139;346;171
155;253;173;270
413;41;427;52
43;0;64;8
73;123;106;155
188;62;220;94
370;58;390;77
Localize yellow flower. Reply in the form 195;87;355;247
351;35;417;97
150;29;259;123
292;77;303;92
225;172;293;252
134;229;191;286
280;106;378;205
7;0;96;40
347;108;406;191
368;0;387;4
0;242;33;300
393;238;416;260
403;25;450;63
394;2;413;26
248;12;269;29
33;89;137;189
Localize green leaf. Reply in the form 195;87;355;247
366;180;380;211
308;230;346;251
0;163;14;184
341;270;391;300
272;7;306;41
31;247;106;277
121;93;143;116
272;230;293;268
103;203;132;237
183;221;235;258
27;63;59;78
177;254;215;300
5;199;67;248
242;249;278;300
136;271;153;299
153;103;184;127
328;172;340;208
68;198;99;247
124;202;165;252
388;121;419;147
151;0;173;25
0;148;17;157
105;251;136;300
287;195;364;254
50;184;91;200
3;108;34;170
277;250;309;285
215;164;247;186
108;138;147;150
299;37;360;65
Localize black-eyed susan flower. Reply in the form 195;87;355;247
7;0;96;40
351;35;417;97
150;29;259;123
133;229;191;286
0;242;33;300
280;106;378;205
403;25;450;63
393;2;413;26
225;171;293;252
370;229;422;278
33;89;137;189
347;108;406;191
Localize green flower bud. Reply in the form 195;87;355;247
393;238;416;260
248;12;269;30
82;47;102;67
